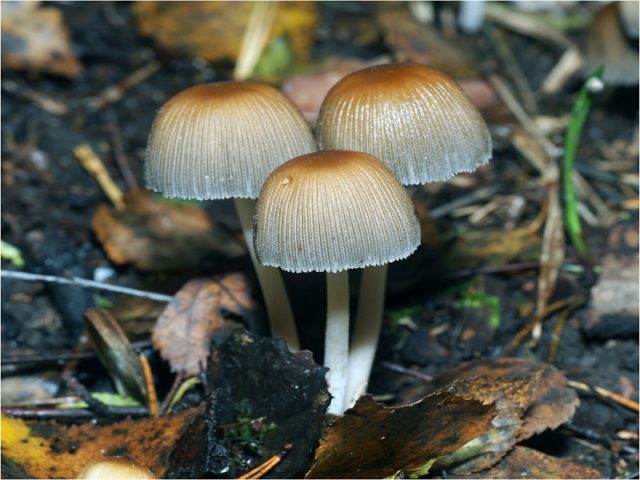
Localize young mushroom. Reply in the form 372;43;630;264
254;150;420;414
78;457;155;479
145;81;316;351
317;63;492;408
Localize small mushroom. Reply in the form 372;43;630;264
78;457;155;479
317;63;492;408
145;81;316;351
254;150;420;414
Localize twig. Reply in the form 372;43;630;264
160;372;185;415
568;380;640;413
489;74;561;159
1;340;153;366
87;61;160;111
236;444;293;480
1;270;175;303
139;354;159;417
0;407;147;419
562;421;611;446
233;2;279;81
542;47;584;95
427;185;500;218
64;374;111;415
163;376;201;415
382;361;433;382
1;79;68;115
74;143;125;210
486;25;538;115
507;294;585;353
484;3;573;48
547;306;570;363
105;112;139;190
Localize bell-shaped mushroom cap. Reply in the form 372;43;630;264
78;457;155;479
254;150;420;273
317;63;492;185
145;82;316;200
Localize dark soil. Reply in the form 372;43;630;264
1;2;638;479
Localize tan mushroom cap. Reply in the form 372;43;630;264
78;457;155;479
254;150;420;273
317;63;492;185
145;81;316;200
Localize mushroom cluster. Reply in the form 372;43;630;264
145;63;491;416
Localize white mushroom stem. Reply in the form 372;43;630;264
233;197;300;351
346;264;388;409
325;270;350;416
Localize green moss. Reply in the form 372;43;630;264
226;399;276;456
453;282;501;329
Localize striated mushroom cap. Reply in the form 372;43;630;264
145;81;316;200
317;63;492;185
254;150;420;273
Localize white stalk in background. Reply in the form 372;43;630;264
346;264;388;409
234;198;300;351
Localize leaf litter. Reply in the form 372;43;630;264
152;274;256;377
92;190;244;272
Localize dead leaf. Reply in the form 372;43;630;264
446;213;544;271
167;329;330;478
306;371;544;479
92;190;244;272
537;182;565;315
432;374;539;475
375;7;479;78
282;56;390;122
1;2;81;78
429;358;579;442
134;2;318;64
1;406;203;479
85;308;147;402
463;445;602;479
413;197;441;249
152;275;255;376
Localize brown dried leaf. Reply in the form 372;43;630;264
306;391;497;479
537;182;565;314
446;213;544;271
432;374;539;475
376;7;479;78
134;2;318;64
430;358;579;442
282;56;390;122
85;308;147;402
92;190;244;272
1;3;81;78
152;275;254;376
463;445;602;479
1;406;203;479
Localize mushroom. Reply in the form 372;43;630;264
254;150;420;414
78;457;155;479
317;63;492;408
145;81;316;351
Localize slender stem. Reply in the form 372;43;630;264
233;198;300;351
325;270;350;416
346;264;388;409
